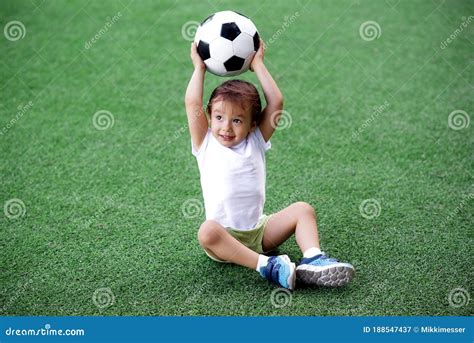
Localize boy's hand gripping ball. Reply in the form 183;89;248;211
194;10;260;77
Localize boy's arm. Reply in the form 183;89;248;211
184;43;209;150
251;40;284;142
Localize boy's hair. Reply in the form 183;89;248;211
206;80;262;125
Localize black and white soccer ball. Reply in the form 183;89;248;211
194;10;260;77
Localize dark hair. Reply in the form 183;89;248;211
206;80;262;125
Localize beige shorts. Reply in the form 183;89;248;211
204;214;272;263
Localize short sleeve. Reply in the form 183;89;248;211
253;127;271;152
191;129;212;157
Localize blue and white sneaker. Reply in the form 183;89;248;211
296;253;355;287
259;255;296;290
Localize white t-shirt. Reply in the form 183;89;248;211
192;128;271;231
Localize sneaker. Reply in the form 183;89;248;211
259;255;296;290
296;253;355;287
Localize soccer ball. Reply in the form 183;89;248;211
194;10;260;77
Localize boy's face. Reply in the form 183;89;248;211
209;100;256;148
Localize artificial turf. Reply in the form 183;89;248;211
1;0;472;316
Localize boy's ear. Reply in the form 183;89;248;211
250;121;257;132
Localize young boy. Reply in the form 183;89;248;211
184;40;354;290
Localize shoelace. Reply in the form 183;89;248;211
318;253;339;263
263;256;282;285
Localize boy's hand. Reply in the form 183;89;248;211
250;39;265;72
190;42;206;71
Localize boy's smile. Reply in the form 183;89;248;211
219;134;236;142
210;100;256;148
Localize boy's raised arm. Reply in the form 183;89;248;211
184;43;209;150
251;40;284;142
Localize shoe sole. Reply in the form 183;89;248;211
287;263;296;290
296;263;355;287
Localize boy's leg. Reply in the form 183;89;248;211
198;220;259;269
262;202;355;287
262;202;320;253
199;219;297;290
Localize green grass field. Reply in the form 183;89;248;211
1;0;472;316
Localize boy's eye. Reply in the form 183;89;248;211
215;115;222;120
233;119;242;124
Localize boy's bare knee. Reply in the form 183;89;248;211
198;220;222;247
293;201;316;217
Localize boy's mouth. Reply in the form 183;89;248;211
219;134;235;141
